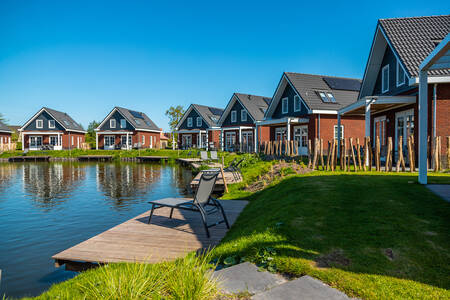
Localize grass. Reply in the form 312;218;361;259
22;253;218;300
212;170;450;299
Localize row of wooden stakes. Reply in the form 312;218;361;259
260;136;450;172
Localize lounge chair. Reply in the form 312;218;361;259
225;158;244;181
210;151;218;161
147;172;230;238
200;151;209;161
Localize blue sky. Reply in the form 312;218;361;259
0;1;448;131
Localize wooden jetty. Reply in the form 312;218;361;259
191;169;242;192
8;156;50;162
52;200;248;271
136;156;169;162
176;158;202;166
77;155;113;162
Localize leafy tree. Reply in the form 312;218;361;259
165;105;185;147
0;113;7;124
85;120;100;149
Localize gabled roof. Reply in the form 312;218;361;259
20;107;86;133
265;72;361;118
176;104;223;129
379;15;450;77
0;120;12;133
97;107;161;132
218;93;271;125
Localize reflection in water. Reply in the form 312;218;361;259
22;163;86;210
0;163;16;193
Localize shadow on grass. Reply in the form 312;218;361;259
214;173;450;291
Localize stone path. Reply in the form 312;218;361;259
213;262;352;299
426;184;450;202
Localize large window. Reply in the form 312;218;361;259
120;119;126;128
231;110;237;122
48;120;55;128
396;60;405;87
334;125;344;139
196;117;202;127
382;64;389;93
36;119;43;128
187;117;193;127
294;95;301;112
50;136;58;146
241;110;247;122
281;97;288;114
110;119;116;128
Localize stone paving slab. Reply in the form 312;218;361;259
212;262;286;294
426;184;450;202
252;275;350;300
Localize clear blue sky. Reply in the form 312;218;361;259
0;1;448;131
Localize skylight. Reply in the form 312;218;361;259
64;120;70;126
326;93;337;103
318;92;329;102
317;91;337;103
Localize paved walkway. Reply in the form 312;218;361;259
426;184;450;202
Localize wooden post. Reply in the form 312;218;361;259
386;137;392;172
334;139;338;169
438;136;442;171
396;136;406;172
350;138;357;172
363;137;368;171
407;136;413;172
356;138;362;171
330;139;336;171
279;140;282;156
433;137;438;172
326;141;331;171
368;137;373;171
307;139;312;168
320;138;324;170
376;136;381;171
312;138;319;170
342;139;346;171
220;164;228;193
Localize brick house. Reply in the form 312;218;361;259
95;107;162;150
338;15;450;165
259;72;364;155
175;104;223;150
19;107;86;151
0;120;13;150
218;93;271;152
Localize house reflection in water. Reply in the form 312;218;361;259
0;163;17;193
22;163;86;210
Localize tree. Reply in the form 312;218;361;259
165;105;185;148
85;120;100;149
0;113;7;124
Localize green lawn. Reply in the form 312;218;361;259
212;171;450;299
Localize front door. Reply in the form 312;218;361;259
182;135;192;149
294;125;308;155
395;109;414;158
104;135;116;150
242;131;254;153
225;132;236;151
29;136;42;150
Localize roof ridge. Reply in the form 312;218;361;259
379;14;450;21
284;72;362;82
192;103;223;111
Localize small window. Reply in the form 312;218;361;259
281;97;288;114
36;119;43;128
396;60;405;87
327;93;336;103
142;135;145;145
187;117;193;127
294;95;301;112
196;117;202;127
120;119;126;128
334;125;344;139
318;92;329;103
48;120;55;128
241;110;247;122
64;120;70;126
110;119;116;128
382;64;389;93
134;119;141;126
231;111;237;122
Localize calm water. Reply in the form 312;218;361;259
0;161;193;298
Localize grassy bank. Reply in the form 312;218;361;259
212;171;450;299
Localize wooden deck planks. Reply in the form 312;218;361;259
53;200;248;266
191;170;242;192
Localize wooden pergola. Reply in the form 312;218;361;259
418;33;450;184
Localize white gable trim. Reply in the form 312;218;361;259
218;94;256;126
20;107;79;132
175;105;212;130
264;73;311;119
95;107;136;131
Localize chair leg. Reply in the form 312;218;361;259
215;200;230;229
198;207;210;238
169;207;174;219
148;205;155;224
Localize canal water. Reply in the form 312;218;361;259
0;161;193;298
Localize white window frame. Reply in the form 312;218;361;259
187;117;193;127
120;119;126;128
231;110;237;123
196;117;202;127
110;119;116;128
241;109;247;122
48;120;55;129
36;119;43;129
294;95;301;112
142;135;145;145
334;125;344;140
396;60;405;87
281;97;288;114
382;64;389;93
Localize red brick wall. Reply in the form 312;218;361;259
98;131;160;149
0;133;11;144
209;129;221;149
435;83;450;164
259;126;270;143
22;131;85;149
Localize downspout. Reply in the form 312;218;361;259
433;84;437;138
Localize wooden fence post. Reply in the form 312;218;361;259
407;136;413;172
368;137;373;171
326;141;331;171
386;137;392;172
307;139;312;168
330;139;336;171
356;138;362;171
320;138;324;170
438;136;442;171
342;139;347;171
350;138;357;172
396;136;405;172
363;137;368;171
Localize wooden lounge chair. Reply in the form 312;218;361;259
147;172;230;238
200;151;209;161
210;151;218;161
